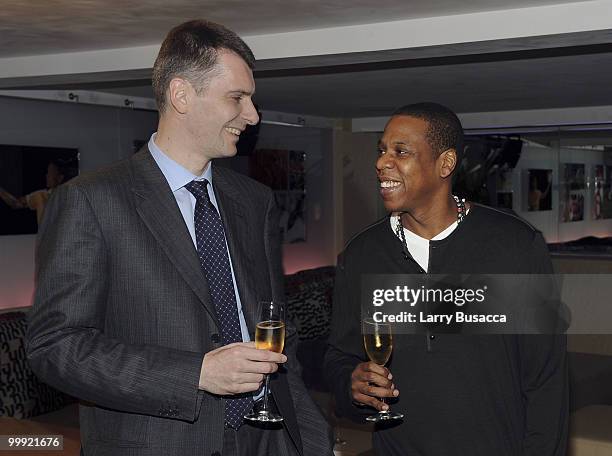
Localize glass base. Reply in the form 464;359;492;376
366;410;404;422
244;410;284;423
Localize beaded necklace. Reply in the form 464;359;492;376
395;195;467;256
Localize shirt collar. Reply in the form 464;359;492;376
148;132;212;192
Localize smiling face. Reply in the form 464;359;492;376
376;115;450;213
184;50;259;161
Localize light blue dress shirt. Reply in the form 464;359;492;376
148;133;251;344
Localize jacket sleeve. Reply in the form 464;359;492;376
324;251;371;422
520;232;569;456
26;182;205;422
263;190;334;456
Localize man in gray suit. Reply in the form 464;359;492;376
26;19;332;456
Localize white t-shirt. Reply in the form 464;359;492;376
389;213;466;272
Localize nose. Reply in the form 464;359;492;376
376;153;393;172
243;98;259;126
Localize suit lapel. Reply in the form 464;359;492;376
212;167;259;336
130;149;219;328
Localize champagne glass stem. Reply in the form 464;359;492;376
379;397;389;414
262;373;271;413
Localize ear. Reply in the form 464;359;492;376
438;148;457;179
168;78;191;115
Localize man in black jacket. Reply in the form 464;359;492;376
325;102;568;455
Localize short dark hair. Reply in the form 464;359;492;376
152;19;256;113
392;102;464;168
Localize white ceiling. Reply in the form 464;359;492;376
252;51;612;117
100;36;612;118
1;0;611;120
0;0;589;57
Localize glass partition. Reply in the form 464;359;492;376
458;124;612;251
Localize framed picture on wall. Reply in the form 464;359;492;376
0;144;79;235
560;163;585;222
249;148;288;190
601;165;612;219
249;148;306;243
527;169;552;212
288;150;305;191
565;163;585;190
274;191;306;243
593;165;604;220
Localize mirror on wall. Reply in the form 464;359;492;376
455;125;612;251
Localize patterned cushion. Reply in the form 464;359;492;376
285;266;335;341
0;312;72;419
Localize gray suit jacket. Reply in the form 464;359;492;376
26;149;333;456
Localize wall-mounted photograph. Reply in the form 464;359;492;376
564;163;586;190
593;165;604;220
566;193;585;222
249;148;306;243
560;163;585;223
275;191;306;243
527;169;552;211
249;148;288;190
599;165;612;220
0;145;79;235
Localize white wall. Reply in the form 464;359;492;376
3;95;610;309
0;96;158;309
335;131;385;248
0;96;340;309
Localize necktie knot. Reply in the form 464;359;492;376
185;180;210;203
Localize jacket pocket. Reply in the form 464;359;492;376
91;407;150;447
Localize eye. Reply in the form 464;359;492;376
377;148;386;156
395;147;411;155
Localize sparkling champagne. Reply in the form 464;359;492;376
255;320;285;353
362;318;403;422
245;302;286;423
363;332;392;365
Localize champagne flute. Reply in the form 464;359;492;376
362;317;404;422
244;301;286;422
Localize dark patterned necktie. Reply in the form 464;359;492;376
185;179;252;429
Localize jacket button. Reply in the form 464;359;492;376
211;334;221;344
430;334;436;340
